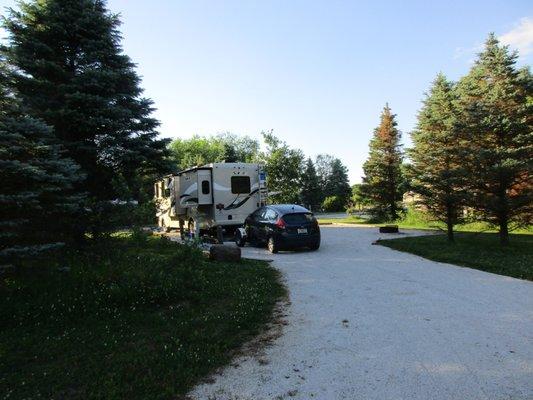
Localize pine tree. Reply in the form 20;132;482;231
410;74;468;242
0;70;83;262
325;158;352;207
361;104;404;220
300;158;322;210
455;34;532;245
1;0;170;234
315;154;334;201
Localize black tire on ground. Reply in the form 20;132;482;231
267;237;279;254
188;219;195;236
235;231;246;247
379;225;399;233
161;219;171;233
309;241;320;251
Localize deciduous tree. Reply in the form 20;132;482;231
259;131;304;204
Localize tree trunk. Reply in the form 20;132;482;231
446;221;454;242
499;219;509;246
446;205;454;242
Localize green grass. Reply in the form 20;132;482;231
318;210;533;234
318;215;367;225
378;233;533;281
0;234;286;400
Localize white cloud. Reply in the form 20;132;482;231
499;17;533;56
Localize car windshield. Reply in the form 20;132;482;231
282;213;314;224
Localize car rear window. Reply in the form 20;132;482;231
282;213;314;224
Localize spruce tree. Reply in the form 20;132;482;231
0;70;83;261
325;158;352;208
410;74;468;242
361;104;404;220
455;34;532;245
2;0;170;234
300;158;322;210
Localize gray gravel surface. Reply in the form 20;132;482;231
190;226;533;400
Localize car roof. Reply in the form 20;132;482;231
267;204;310;215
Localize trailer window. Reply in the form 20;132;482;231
201;180;210;195
231;176;251;194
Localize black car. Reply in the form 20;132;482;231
235;204;320;253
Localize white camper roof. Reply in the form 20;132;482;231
179;162;260;174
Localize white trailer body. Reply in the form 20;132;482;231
155;163;267;232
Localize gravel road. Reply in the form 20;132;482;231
190;226;533;400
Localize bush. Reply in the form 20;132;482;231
322;195;346;212
0;234;285;399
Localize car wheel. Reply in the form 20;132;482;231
235;230;246;247
309;241;320;251
267;237;279;254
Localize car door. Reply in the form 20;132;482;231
258;208;277;242
246;207;264;242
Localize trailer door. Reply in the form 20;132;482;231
197;170;213;205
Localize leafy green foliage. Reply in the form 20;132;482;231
321;195;345;212
168;133;260;171
410;74;469;241
258;131;304;204
361;104;404;220
455;34;532;245
0;235;286;399
313;154;352;210
379;233;533;281
347;183;371;212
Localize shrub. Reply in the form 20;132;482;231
322;195;346;212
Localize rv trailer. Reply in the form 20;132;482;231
155;162;267;235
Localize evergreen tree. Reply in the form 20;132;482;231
315;153;334;202
325;158;352;208
410;74;468;242
299;158;321;210
259;131;304;204
455;34;532;245
2;0;170;234
360;104;404;220
0;70;83;261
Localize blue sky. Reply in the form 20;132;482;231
1;1;532;182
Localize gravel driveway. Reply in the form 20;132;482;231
190;226;533;400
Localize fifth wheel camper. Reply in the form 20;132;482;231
154;162;267;235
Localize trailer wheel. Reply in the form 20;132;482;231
188;219;197;237
161;219;171;233
267;237;279;254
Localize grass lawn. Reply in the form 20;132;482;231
378;233;533;281
317;213;533;234
0;233;286;400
